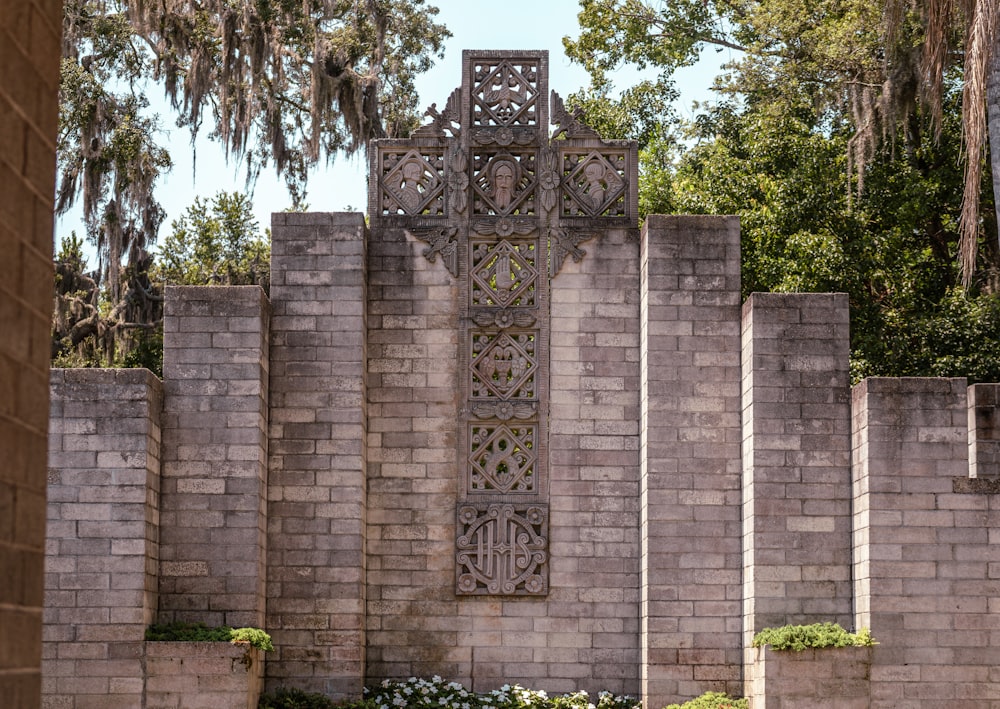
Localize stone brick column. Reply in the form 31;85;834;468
740;293;853;640
44;369;163;709
267;213;367;697
852;378;1000;707
639;215;743;706
968;383;1000;478
159;286;271;628
0;2;60;706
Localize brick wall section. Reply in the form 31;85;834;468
748;646;871;708
144;642;263;709
740;293;853;644
968;383;1000;478
44;369;162;709
363;222;461;687
159;286;270;628
545;226;641;696
852;378;1000;707
267;213;367;697
0;1;60;706
364;224;642;697
639;215;743;707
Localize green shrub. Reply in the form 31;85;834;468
663;692;749;709
257;687;371;709
145;620;274;652
752;622;875;651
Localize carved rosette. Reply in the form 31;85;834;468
456;503;548;595
371;50;637;597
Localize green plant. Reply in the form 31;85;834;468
752;622;876;651
663;692;749;709
145;621;274;652
258;687;367;709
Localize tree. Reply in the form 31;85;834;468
53;191;273;373
565;0;999;287
155;191;270;292
58;0;448;300
566;0;1000;381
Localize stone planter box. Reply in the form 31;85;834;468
747;645;872;709
144;641;264;709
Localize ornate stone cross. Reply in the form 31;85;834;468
369;50;638;595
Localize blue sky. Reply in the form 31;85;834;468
57;0;725;259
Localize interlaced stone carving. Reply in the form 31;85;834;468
371;50;637;596
471;331;537;400
561;151;628;218
456;504;548;595
471;59;539;128
468;424;537;493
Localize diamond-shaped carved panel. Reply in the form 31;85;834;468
472;152;537;216
561;151;628;218
456;503;548;595
470;239;537;308
379;149;446;216
469;424;537;494
471;60;539;127
471;331;537;400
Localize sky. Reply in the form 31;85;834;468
56;0;727;262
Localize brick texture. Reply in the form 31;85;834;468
267;213;368;697
853;378;1000;707
741;293;853;642
639;215;743;706
159;286;271;629
44;369;162;708
0;1;60;706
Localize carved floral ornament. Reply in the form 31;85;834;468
370;51;637;597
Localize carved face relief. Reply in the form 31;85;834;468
491;160;517;210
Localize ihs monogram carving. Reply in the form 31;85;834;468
456;504;548;595
370;50;637;596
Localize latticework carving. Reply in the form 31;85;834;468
456;503;548;595
471;331;537;400
371;50;637;597
379;149;445;216
470;239;537;308
468;424;537;493
472;151;537;216
470;60;539;128
561;150;628;218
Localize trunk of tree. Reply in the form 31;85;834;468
989;44;1000;250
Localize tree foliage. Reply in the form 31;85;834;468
567;0;1000;381
57;0;448;302
154;192;270;292
566;0;999;287
52;191;271;374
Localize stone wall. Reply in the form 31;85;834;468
41;216;1000;709
44;369;162;709
158;286;271;629
1;2;61;707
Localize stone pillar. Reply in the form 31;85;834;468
159;286;271;628
267;213;367;697
968;383;1000;478
639;215;743;706
44;369;162;709
740;293;853;643
0;2;60;706
852;378;1000;707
